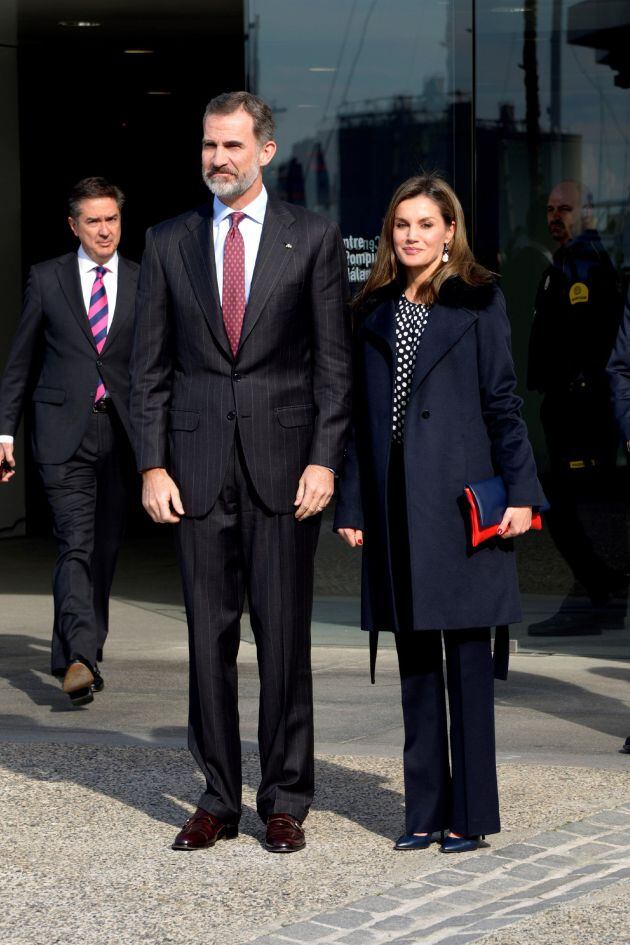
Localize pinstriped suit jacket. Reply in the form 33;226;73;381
130;198;352;516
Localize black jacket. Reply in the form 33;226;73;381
129;199;353;516
0;252;139;464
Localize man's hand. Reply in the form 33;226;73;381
497;506;532;538
141;467;185;524
0;443;16;484
336;528;363;548
294;464;334;520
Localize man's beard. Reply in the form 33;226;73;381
202;159;260;198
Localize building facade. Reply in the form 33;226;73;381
1;0;629;533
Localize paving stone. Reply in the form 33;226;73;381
251;937;303;945
311;910;372;930
454;854;509;874
493;843;547;859
502;900;553;917
424;870;475;887
347;895;401;914
595;831;630;846
526;830;576;847
561;820;606;837
506;862;556;882
571;862;609;876
388;883;442;900
468;915;520;932
433;889;492;908
475;875;525;895
427;935;485;945
271;922;335;942
371;914;415;932
507;877;568;899
336;931;382;945
588;810;630;827
535;853;581;868
406;901;459;922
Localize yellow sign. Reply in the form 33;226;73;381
569;282;589;304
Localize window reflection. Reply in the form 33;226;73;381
249;0;472;285
477;0;630;627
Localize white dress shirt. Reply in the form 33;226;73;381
78;245;119;330
212;187;268;303
0;247;118;444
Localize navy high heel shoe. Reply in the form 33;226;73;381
394;830;445;851
440;834;486;853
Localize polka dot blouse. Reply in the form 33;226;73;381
392;293;431;444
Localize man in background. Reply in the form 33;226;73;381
0;177;138;704
528;180;626;634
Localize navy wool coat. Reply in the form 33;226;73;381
333;277;546;635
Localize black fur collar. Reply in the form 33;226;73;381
437;276;498;309
356;275;498;316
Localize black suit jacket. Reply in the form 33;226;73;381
0;252;139;464
130;198;352;515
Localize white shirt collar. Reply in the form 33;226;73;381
213;186;268;226
77;244;119;274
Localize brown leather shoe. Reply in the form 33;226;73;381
62;661;95;706
171;808;238;851
265;813;306;853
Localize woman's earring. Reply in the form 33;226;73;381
442;242;450;263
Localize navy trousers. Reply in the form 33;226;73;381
395;628;500;837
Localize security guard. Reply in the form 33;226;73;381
528;180;626;624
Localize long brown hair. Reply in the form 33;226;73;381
355;173;493;308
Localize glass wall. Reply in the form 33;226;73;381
248;0;473;289
476;0;630;617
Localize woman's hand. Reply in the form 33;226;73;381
336;528;364;548
497;506;532;538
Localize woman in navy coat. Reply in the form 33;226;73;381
334;174;545;853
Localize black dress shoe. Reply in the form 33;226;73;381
91;666;104;693
620;736;630;755
62;660;95;706
441;834;486;853
172;809;238;850
265;813;305;852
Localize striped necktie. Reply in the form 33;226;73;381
88;265;109;402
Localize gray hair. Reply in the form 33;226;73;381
68;177;125;219
203;91;276;145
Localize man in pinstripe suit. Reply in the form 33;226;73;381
130;92;352;852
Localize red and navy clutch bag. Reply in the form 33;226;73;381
464;475;545;547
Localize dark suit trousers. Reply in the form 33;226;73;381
39;409;127;676
395;629;500;837
388;441;500;836
175;434;320;825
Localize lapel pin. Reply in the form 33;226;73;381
285;242;293;249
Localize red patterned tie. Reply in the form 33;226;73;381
88;265;109;402
222;211;246;357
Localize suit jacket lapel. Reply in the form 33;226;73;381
57;254;96;350
179;206;232;359
238;199;295;350
101;256;135;352
410;301;478;397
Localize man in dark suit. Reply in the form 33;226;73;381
527;180;626;634
130;92;351;853
0;177;139;705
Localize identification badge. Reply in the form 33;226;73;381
569;282;589;304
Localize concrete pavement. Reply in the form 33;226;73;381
0;528;629;944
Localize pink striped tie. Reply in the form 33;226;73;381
88;266;109;402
